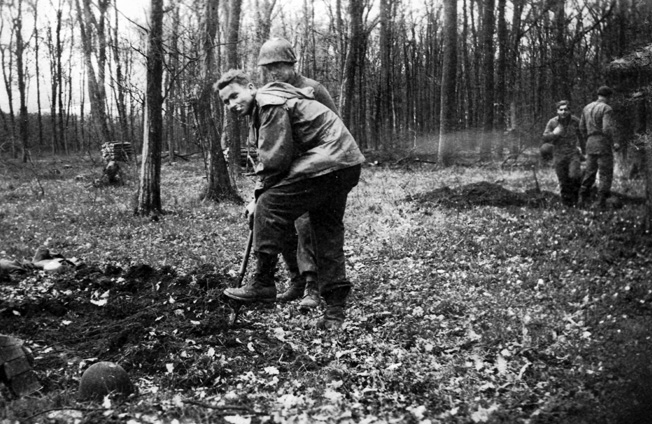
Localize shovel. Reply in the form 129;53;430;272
228;230;253;325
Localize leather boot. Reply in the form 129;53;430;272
299;279;320;309
276;275;305;302
224;252;277;303
593;193;608;210
316;287;350;330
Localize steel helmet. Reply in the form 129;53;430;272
258;38;297;66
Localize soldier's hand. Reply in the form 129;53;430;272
245;200;255;229
553;125;564;136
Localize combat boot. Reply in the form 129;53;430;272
577;193;590;208
593;193;608;210
316;287;350;330
299;279;320;309
224;252;277;303
276;275;305;302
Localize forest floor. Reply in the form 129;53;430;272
0;153;651;424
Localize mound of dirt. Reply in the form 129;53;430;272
0;263;289;395
407;181;557;209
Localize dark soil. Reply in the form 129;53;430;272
407;181;558;209
406;181;645;210
0;263;286;397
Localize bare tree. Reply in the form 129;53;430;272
340;0;363;131
222;0;242;174
195;0;238;202
479;0;495;161
136;0;165;216
438;0;457;166
75;0;111;144
13;0;30;162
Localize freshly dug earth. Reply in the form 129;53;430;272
0;263;286;398
408;181;643;209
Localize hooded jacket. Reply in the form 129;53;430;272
250;82;365;192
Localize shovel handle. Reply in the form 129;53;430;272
237;230;254;286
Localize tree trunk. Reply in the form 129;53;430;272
495;0;507;133
340;0;363;131
33;5;44;152
438;0;457;166
378;0;393;146
14;0;30;162
479;0;495;161
136;0;164;217
111;4;129;144
75;0;111;145
165;5;180;163
222;0;242;174
201;0;238;202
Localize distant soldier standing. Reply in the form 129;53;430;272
542;100;585;206
578;86;619;208
254;38;339;309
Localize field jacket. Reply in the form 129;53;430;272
249;82;365;193
287;74;339;115
542;115;584;157
579;99;616;155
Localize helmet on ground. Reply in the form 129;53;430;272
79;361;134;400
540;143;554;161
258;38;297;66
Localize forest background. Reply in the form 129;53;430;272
2;0;652;169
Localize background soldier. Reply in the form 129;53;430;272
542;100;585;206
578;86;619;208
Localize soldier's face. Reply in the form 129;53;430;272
262;63;294;83
557;105;570;119
220;82;256;116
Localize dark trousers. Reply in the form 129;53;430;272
254;165;361;295
280;213;318;282
554;153;582;205
580;153;614;198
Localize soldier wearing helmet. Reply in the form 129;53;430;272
217;70;365;330
249;38;340;311
258;37;339;114
542;100;585;206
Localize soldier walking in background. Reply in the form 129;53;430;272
578;86;619;209
216;70;365;329
254;38;340;310
542;100;585;206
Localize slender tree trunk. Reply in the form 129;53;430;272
201;0;238;202
33;5;44;152
0;44;17;159
222;0;242;174
479;0;495;161
136;0;164;216
166;6;180;163
112;4;129;143
75;0;111;145
496;0;507;133
379;0;393;146
439;0;457;166
341;0;363;131
14;0;30;162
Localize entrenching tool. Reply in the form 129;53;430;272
227;230;253;325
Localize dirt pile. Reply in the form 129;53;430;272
407;181;556;209
0;263;289;396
